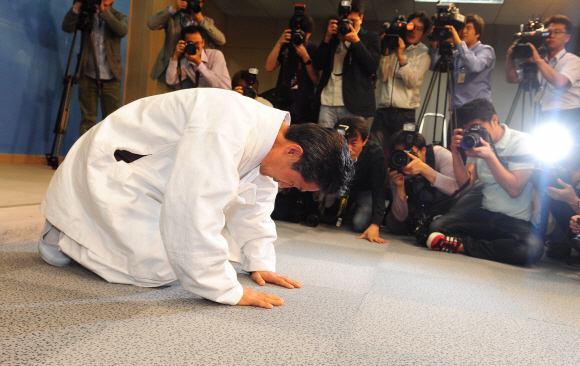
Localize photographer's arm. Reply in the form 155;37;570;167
294;44;320;84
527;43;574;89
348;30;381;75
199;16;226;47
547;179;580;215
62;5;80;33
196;51;231;89
389;169;409;222
505;43;520;84
147;7;174;31
398;51;431;89
99;8;128;38
456;42;495;73
470;139;532;198
265;31;290;72
450;129;476;188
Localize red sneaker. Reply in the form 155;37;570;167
427;232;463;253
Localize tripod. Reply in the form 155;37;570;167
505;62;540;131
46;12;101;170
417;42;456;147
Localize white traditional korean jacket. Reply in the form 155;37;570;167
40;88;289;305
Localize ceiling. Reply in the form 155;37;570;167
209;0;580;27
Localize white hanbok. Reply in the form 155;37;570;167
40;89;289;305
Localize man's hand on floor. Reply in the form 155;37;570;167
357;223;387;244
237;287;284;309
251;271;302;289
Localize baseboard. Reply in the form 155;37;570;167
0;154;64;165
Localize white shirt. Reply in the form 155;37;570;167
376;42;430;109
166;48;231;89
539;49;580;111
40;89;289;305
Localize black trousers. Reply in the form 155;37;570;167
369;107;416;151
429;207;544;266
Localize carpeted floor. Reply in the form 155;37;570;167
2;221;580;365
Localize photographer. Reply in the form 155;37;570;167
231;69;273;107
148;0;225;84
386;130;459;237
165;26;230;89
506;15;580;137
62;0;127;136
312;0;380;128
429;14;496;112
265;10;319;123
333;117;387;243
426;99;544;265
370;11;431;153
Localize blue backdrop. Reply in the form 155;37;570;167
0;0;130;157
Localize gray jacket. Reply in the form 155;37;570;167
62;7;128;81
147;8;226;81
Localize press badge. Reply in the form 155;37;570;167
457;72;466;83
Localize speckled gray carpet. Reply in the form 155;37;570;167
2;221;580;365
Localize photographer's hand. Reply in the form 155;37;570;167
429;26;438;49
294;43;310;62
465;137;494;160
325;20;338;43
340;23;360;44
570;215;580;234
278;29;292;46
403;153;439;185
172;40;185;61
449;128;464;154
193;11;204;24
234;86;244;96
185;48;202;66
389;168;406;201
526;43;543;64
395;37;407;63
547;179;580;212
175;0;188;12
357;224;387;244
447;25;461;46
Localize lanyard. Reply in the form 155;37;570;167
541;51;566;90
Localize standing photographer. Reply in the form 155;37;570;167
312;0;380;128
429;14;496;112
506;15;580;137
426;99;544;266
265;9;319;123
370;11;431;155
165;26;230;89
62;0;127;136
148;0;225;85
386;130;458;240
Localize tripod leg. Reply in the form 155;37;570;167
505;83;524;127
418;70;438;131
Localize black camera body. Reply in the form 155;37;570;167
289;4;307;46
186;0;202;13
337;0;353;36
381;15;415;53
430;2;465;41
79;0;101;14
242;68;259;99
512;19;550;59
460;124;491;150
184;41;197;56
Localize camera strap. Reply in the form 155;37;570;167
282;47;302;88
177;65;183;90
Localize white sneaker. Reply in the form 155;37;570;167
38;221;71;267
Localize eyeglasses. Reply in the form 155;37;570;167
550;30;569;35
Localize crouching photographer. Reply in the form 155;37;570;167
232;69;273;107
426;98;544;265
329;117;387;243
386;129;460;244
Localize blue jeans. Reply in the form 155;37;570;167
429;207;544;265
318;105;363;128
349;190;373;233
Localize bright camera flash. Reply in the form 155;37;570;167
529;122;572;163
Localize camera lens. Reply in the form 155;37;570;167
460;134;478;150
390;150;409;170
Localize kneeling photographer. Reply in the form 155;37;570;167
332;117;387;243
232;69;273;107
386;129;459;242
426;99;544;265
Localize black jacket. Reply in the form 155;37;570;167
350;141;386;226
313;27;380;118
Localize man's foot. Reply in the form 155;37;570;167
38;222;71;267
427;232;463;253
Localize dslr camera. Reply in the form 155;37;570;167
512;18;550;59
430;2;465;41
186;0;202;13
184;41;197;56
289;4;307;46
78;0;101;14
242;68;259;99
390;123;418;172
337;1;353;37
460;124;491;150
381;15;415;53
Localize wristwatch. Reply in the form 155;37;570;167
304;59;313;66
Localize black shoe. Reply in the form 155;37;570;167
567;256;580;267
546;242;572;260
